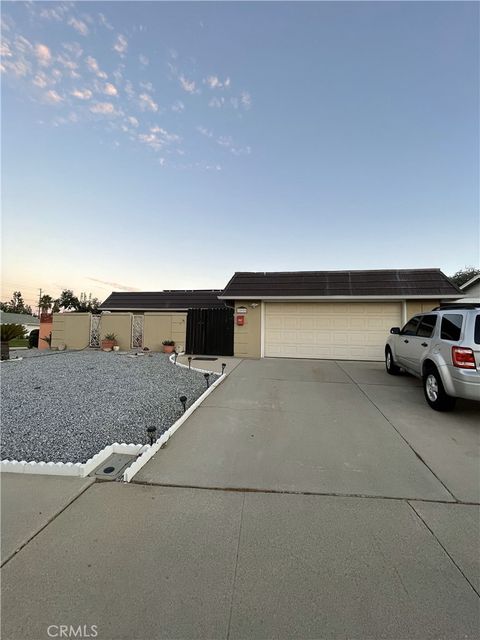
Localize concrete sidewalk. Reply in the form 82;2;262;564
1;482;479;640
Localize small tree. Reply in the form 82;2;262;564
1;324;27;360
450;267;480;288
0;291;33;315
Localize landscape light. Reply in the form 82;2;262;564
204;372;210;389
221;363;226;375
146;425;157;446
174;351;178;363
188;356;192;370
179;395;187;413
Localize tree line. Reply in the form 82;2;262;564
0;290;102;316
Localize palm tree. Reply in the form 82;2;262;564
39;294;54;313
1;324;27;360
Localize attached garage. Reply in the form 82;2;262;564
219;269;463;361
264;302;402;360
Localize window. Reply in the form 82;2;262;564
441;314;463;341
416;315;437;338
401;316;421;336
475;315;480;345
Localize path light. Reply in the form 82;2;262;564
221;363;226;375
204;372;211;389
146;425;157;446
179;395;187;413
188;356;192;370
174;351;178;364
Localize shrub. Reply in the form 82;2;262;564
162;340;175;346
1;324;27;342
103;333;117;341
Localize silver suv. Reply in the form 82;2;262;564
385;304;480;411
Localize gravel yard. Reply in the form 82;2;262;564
1;351;215;464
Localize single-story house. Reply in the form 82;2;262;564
50;269;463;361
456;274;480;303
0;312;39;335
219;268;462;360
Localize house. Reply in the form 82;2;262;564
457;274;480;302
219;268;462;360
51;269;463;361
0;312;39;336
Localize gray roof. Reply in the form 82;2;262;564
100;290;226;311
220;269;462;299
0;312;39;325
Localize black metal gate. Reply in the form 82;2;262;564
185;307;234;356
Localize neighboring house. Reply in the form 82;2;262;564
0;312;39;335
219;268;463;361
456;274;480;302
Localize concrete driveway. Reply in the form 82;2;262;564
135;358;479;502
2;358;479;640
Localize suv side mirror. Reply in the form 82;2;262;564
390;327;401;335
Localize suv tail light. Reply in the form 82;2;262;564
452;347;477;369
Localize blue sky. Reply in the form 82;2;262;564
1;1;478;307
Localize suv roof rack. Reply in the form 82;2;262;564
432;303;480;311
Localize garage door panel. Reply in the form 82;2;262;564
265;302;401;361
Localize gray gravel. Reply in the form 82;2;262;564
1;351;216;464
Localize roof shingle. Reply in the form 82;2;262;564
100;290;226;311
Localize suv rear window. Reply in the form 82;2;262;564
475;315;480;345
417;315;437;338
441;314;463;341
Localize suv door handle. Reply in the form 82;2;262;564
421;342;428;347
403;339;409;343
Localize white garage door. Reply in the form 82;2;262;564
265;302;402;361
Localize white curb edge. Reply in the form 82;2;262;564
123;354;225;482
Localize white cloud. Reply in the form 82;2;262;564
45;89;63;104
197;125;213;138
85;56;107;79
217;135;233;147
138;125;180;151
68;18;89;37
113;34;128;56
240;91;252;109
35;43;52;66
204;75;231;90
139;81;153;91
209;96;224;108
62;42;83;58
179;75;197;94
128;116;139;127
139;54;149;66
90;102;115;114
138;93;158;112
39;4;71;22
98;13;114;30
33;73;48;88
104;82;118;96
124;80;135;97
71;88;92;100
171;100;185;113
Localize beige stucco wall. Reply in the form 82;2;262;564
100;314;132;351
143;313;187;351
52;313;91;350
233;301;261;358
406;300;440;317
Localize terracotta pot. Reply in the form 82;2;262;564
101;339;116;351
163;344;175;354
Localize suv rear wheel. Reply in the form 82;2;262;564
423;365;456;411
385;347;400;375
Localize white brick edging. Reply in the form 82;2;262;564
0;443;145;477
122;355;225;482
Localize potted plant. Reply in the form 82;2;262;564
101;333;118;351
1;324;27;361
162;340;175;354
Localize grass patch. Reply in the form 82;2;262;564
9;338;29;348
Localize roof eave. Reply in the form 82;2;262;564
218;294;464;301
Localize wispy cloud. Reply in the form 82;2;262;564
35;43;52;66
139;54;149;66
209;96;224;108
90;102;116;115
85;55;107;79
179;75;197;94
113;34;128;57
204;75;231;89
240;91;252;109
44;89;63;104
98;13;114;31
171;100;184;113
138;92;158;112
104;82;118;96
87;277;141;292
68;17;89;37
71;88;92;100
